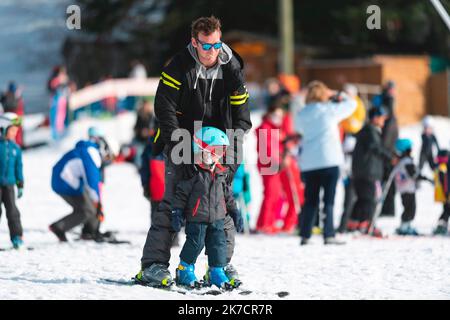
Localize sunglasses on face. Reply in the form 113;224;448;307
196;38;222;51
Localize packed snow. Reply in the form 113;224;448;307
0;112;449;300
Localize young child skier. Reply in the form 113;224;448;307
392;139;431;236
169;127;239;290
433;149;450;235
0;113;24;249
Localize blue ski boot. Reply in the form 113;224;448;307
175;261;201;288
209;266;233;290
11;236;24;249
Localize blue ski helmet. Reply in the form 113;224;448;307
192;127;229;154
395;138;412;154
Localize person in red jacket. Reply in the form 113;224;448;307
256;102;303;233
256;105;284;233
279;92;304;232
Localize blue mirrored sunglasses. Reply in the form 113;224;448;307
196;38;222;50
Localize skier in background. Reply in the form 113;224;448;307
0;113;24;249
133;98;156;168
419;116;440;175
1;82;25;147
433;149;450;235
49;139;102;242
347;106;393;237
392;139;432;236
47;66;70;141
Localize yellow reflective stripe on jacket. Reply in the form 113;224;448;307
160;77;180;90
154;128;161;142
230;92;249;106
161;72;181;86
230;92;248;100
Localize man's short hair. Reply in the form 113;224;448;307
191;16;221;38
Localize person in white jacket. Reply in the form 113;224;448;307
295;81;356;245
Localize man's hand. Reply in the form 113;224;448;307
170;208;185;232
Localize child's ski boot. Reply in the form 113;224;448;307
208;267;233;290
175;261;202;289
11;236;23;249
224;263;242;288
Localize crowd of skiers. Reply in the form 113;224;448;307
254;77;450;242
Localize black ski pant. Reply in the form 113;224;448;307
351;178;378;223
0;185;23;240
400;193;416;223
438;203;450;223
419;149;436;173
300;166;339;239
180;220;226;268
140;149;236;269
52;190;98;233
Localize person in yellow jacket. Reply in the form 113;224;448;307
340;84;366;135
433;150;450;235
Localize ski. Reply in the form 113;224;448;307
98;278;227;296
98;278;289;297
0;246;35;252
74;238;131;245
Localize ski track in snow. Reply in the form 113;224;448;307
0;112;450;299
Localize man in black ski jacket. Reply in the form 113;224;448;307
347;106;393;236
135;16;252;288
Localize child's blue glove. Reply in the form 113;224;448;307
17;188;23;199
228;209;244;233
170;208;185;232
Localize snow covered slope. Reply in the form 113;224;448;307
0;112;449;300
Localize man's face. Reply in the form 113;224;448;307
192;30;222;68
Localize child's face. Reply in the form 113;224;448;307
200;146;226;166
424;126;433;135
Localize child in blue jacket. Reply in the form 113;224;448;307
0;113;24;248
